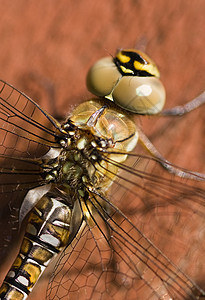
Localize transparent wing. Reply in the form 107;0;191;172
0;156;46;260
47;151;205;300
0;79;62;158
0;80;63;259
0;79;63;193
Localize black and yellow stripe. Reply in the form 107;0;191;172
0;192;71;300
114;49;160;77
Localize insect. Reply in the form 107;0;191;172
0;49;204;300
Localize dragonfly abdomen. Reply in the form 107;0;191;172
0;193;71;300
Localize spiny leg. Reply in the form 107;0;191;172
138;126;205;181
161;91;205;116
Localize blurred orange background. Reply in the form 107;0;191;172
0;1;204;299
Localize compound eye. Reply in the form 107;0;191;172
86;56;121;98
112;76;166;114
86;49;166;115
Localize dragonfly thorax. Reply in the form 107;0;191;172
42;99;139;195
62;99;139;191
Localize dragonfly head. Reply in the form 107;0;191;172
86;49;166;115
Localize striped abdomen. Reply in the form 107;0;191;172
0;193;71;300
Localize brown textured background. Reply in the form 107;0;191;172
0;1;204;299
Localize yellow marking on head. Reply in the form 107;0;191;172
120;65;134;74
116;51;131;63
134;60;160;77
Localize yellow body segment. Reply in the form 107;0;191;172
0;196;71;300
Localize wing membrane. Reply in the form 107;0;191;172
0;80;63;260
100;151;205;217
0;80;62;158
0;154;46;260
47;151;205;300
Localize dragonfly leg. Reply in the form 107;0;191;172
161;91;205;116
138;126;205;181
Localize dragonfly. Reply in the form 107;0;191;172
0;49;205;300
